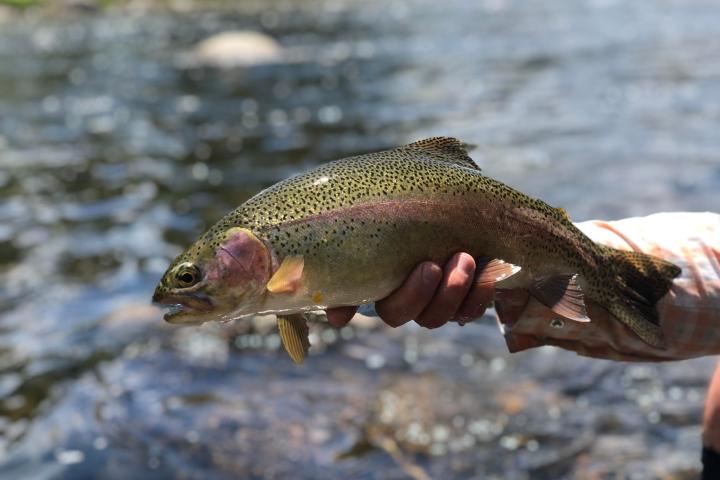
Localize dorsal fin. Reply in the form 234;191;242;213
404;137;480;170
557;207;571;222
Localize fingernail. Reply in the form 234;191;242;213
458;254;474;275
421;263;440;284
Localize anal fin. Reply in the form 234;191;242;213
530;274;590;322
277;314;310;364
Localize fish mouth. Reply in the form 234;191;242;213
153;293;214;324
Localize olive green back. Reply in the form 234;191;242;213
179;137;569;263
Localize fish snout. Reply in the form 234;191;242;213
151;286;166;305
152;288;215;324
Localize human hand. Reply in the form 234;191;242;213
326;252;495;329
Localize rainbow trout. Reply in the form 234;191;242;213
153;137;681;363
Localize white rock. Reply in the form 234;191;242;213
191;31;283;68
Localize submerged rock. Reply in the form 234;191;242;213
188;31;283;69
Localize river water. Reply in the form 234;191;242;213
1;0;719;478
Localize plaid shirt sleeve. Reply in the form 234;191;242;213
497;212;720;361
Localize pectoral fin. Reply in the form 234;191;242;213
267;256;304;293
530;274;590;322
277;314;310;364
474;257;521;287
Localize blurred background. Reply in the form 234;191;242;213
0;0;719;478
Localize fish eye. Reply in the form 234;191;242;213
175;263;201;288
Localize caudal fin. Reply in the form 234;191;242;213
604;247;681;348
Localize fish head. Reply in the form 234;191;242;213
153;227;273;324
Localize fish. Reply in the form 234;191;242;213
152;137;681;363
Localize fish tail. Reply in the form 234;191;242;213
601;246;682;349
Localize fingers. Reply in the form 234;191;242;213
376;262;443;327
375;253;494;329
454;272;495;324
416;253;476;329
326;306;358;328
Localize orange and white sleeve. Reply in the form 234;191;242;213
498;212;720;361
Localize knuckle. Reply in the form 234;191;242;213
432;288;465;314
416;305;452;329
385;317;408;328
376;303;410;327
456;301;484;321
416;313;448;329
